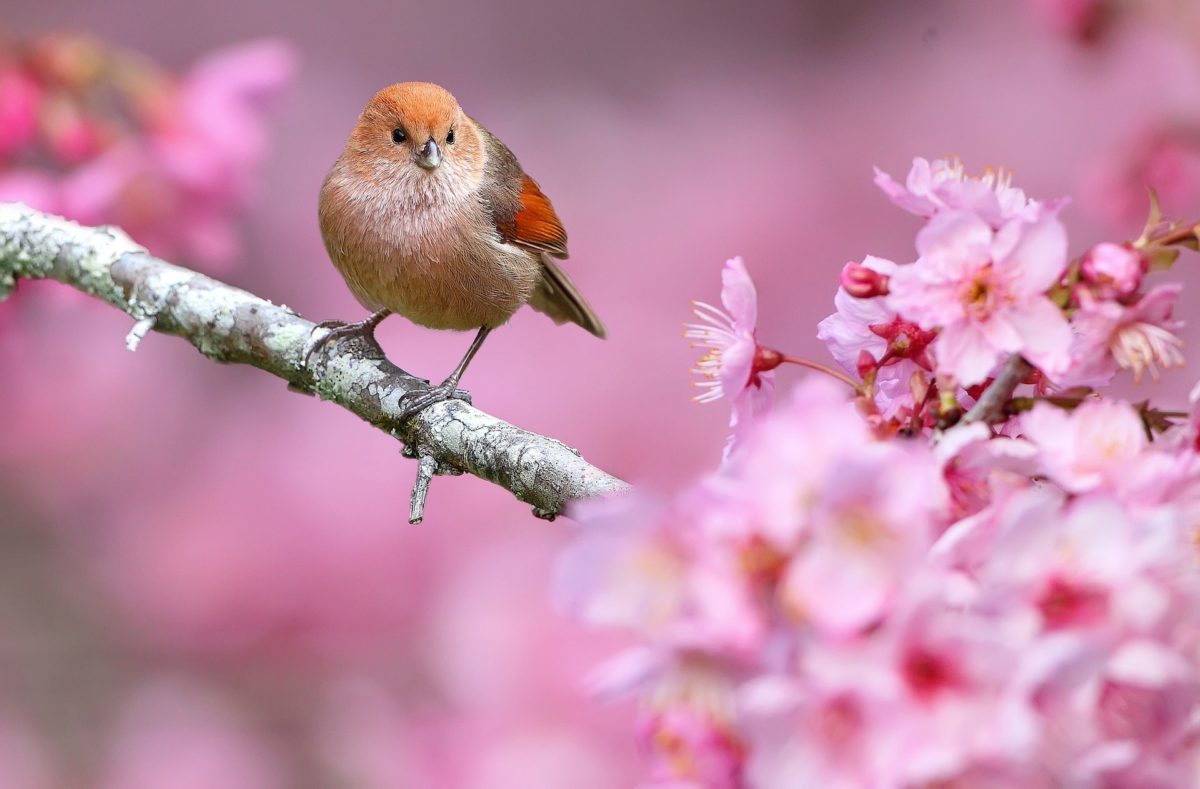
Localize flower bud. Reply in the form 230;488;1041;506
1080;242;1145;299
840;261;889;298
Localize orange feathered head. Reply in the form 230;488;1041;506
348;82;483;178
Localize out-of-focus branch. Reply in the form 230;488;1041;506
0;203;630;521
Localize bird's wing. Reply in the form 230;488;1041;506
478;125;604;337
496;175;569;258
478;125;568;259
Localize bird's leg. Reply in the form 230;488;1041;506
304;308;392;366
396;326;492;420
442;325;492;391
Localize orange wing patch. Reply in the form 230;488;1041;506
500;176;568;258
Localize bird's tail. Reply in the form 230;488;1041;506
528;253;607;338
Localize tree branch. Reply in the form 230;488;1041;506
0;203;630;520
961;355;1032;425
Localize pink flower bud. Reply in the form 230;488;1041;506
840;261;889;298
1080;242;1145;299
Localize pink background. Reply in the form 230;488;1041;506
2;1;1199;785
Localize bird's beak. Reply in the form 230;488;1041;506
415;138;441;170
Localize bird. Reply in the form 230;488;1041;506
311;81;605;417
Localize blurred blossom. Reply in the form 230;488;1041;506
936;422;1037;521
0;68;40;160
637;661;745;789
1026;0;1111;42
1018;399;1146;493
0;33;294;272
565;159;1200;784
1088;124;1200;230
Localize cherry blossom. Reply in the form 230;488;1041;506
572;157;1200;786
1065;284;1185;385
686;257;778;456
886;206;1073;387
874;157;1039;228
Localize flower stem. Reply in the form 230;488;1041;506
778;355;862;391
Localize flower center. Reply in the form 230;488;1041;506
961;265;1001;320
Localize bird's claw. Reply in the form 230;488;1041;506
396;381;472;421
303;318;385;368
302;321;344;366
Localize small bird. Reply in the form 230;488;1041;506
312;81;605;414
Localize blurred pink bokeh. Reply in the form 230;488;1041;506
2;1;1200;786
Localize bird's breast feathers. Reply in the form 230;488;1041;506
320;152;540;329
326;163;499;260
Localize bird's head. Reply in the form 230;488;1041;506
347;82;485;197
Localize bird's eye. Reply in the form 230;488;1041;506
391;128;407;144
446;128;456;145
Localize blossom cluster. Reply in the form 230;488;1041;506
0;33;293;271
560;159;1200;786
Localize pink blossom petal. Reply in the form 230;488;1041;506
874;162;939;216
915;210;993;262
1004;298;1073;375
725;373;775;459
936;321;1002;386
719;256;757;328
995;212;1068;297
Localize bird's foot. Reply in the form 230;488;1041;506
396;380;473;421
303;314;388;367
